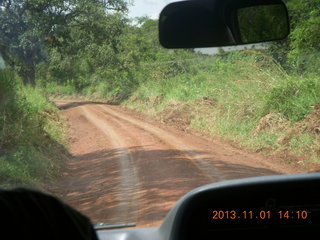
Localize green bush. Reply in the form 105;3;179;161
262;76;320;122
0;69;64;187
44;82;77;95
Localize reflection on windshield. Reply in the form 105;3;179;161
0;0;319;226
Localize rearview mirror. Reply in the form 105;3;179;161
159;0;289;48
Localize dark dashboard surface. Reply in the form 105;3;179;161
97;173;320;239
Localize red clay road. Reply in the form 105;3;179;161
51;100;301;227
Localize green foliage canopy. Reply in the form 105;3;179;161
0;0;128;85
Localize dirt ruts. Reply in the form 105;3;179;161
51;100;301;227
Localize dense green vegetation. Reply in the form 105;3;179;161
0;0;319;186
0;70;65;187
126;52;319;164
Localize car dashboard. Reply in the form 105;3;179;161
96;173;320;239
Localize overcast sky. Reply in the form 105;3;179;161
128;0;177;19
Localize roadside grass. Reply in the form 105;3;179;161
0;70;67;188
123;51;320;167
42;82;78;97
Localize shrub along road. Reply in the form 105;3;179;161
51;100;301;227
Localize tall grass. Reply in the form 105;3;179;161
262;75;320;122
124;51;320;165
0;70;66;188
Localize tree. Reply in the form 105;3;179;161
0;0;127;85
0;1;46;85
279;0;320;73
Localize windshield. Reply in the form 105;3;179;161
0;0;319;228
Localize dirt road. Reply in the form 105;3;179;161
52;100;300;227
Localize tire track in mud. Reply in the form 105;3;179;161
93;105;216;180
81;106;140;224
97;105;225;182
98;105;299;179
87;105;211;226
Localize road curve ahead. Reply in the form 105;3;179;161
52;100;300;227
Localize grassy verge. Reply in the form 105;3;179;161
123;51;320;168
0;70;67;188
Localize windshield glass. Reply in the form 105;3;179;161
0;0;319;228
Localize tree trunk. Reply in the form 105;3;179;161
19;64;36;86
